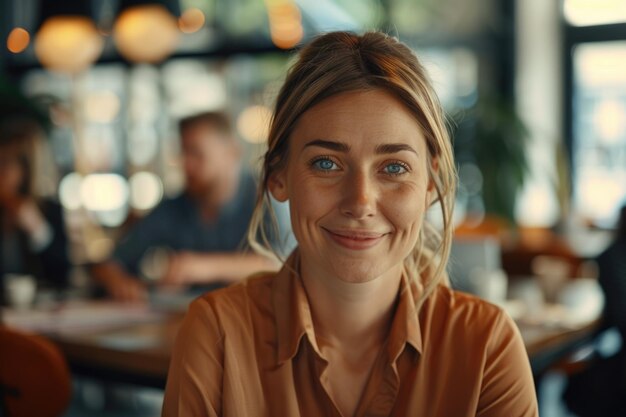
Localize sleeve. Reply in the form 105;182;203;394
111;204;170;276
476;311;539;417
162;298;224;417
36;201;71;288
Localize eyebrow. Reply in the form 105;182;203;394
375;143;418;155
303;139;351;152
303;139;418;156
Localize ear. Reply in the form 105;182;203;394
426;157;439;203
268;169;289;202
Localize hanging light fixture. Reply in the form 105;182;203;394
113;0;180;64
34;0;103;74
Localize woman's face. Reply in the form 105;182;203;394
270;89;434;284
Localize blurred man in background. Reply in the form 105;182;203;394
91;111;288;302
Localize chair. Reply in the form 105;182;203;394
0;326;72;417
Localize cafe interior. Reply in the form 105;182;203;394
1;0;625;416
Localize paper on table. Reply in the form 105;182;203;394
2;300;164;334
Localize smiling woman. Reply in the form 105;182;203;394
270;90;434;287
162;31;539;417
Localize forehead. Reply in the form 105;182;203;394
291;89;427;153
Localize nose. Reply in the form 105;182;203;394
339;171;377;219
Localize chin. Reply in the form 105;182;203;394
327;257;399;284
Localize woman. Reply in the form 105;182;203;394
0;117;70;304
162;31;538;417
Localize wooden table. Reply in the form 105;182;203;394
1;301;181;388
49;314;182;388
518;319;601;377
3;301;601;389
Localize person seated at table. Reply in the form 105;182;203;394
91;111;289;302
0;116;71;304
562;205;626;416
162;31;538;417
598;204;626;338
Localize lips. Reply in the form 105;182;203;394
322;228;387;250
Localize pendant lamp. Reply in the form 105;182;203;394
113;0;180;64
34;0;103;74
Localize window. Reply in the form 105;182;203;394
572;41;626;226
564;0;626;27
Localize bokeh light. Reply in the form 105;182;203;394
80;173;129;211
237;105;272;144
265;0;303;49
129;171;163;210
564;0;626;26
593;99;626;145
7;27;30;53
178;8;205;34
85;91;121;124
59;173;84;210
114;4;179;63
35;16;103;73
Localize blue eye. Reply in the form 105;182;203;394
312;158;338;171
383;163;408;175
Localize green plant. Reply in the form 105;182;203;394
0;76;51;132
451;97;530;224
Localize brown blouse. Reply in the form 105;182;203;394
162;250;538;417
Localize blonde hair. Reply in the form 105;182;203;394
248;31;457;310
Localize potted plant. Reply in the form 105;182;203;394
451;96;530;225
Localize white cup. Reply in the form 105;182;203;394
4;274;37;309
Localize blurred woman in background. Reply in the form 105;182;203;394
0;116;70;304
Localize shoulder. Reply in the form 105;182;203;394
428;285;507;325
192;271;277;334
153;193;189;214
134;194;190;225
426;287;537;415
424;285;519;349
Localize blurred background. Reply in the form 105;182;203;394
1;0;626;416
2;0;625;266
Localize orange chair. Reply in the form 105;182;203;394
0;326;72;417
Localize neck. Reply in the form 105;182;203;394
300;258;403;351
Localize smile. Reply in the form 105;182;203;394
322;228;387;250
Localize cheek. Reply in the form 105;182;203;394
288;181;332;219
383;183;428;236
285;172;337;238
